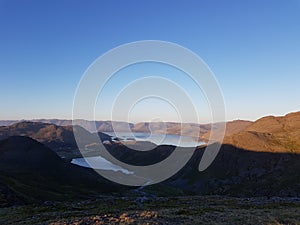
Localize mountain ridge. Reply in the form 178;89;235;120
224;111;300;153
0;136;124;205
0;110;300;206
0;118;253;140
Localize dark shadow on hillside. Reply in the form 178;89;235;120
161;143;300;197
1;135;300;207
0;136;127;206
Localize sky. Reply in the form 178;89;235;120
0;0;300;123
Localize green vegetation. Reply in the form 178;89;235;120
1;196;300;224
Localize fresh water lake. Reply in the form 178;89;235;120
71;132;206;173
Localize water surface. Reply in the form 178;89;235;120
104;132;205;147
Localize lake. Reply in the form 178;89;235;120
72;133;205;173
71;156;133;174
104;132;206;147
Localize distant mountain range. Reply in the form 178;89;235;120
1;112;299;150
0;118;252;141
0;111;300;206
0;121;112;159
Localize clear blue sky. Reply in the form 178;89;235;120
0;0;299;122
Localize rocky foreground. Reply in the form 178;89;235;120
1;196;300;225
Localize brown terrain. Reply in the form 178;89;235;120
223;112;300;153
200;120;253;141
0;112;300;224
0;119;249;140
0;121;111;157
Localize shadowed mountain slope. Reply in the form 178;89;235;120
0;112;300;202
161;143;300;197
0;136;123;204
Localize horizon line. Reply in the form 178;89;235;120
0;110;299;125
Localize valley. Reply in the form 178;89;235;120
0;112;300;224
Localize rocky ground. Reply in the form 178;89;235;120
1;195;300;225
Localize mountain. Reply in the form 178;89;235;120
0;121;111;157
224;112;300;153
0;112;300;202
0;120;18;126
99;112;300;197
158;112;300;196
0;119;253;141
200;120;253;141
0;136;123;205
131;122;212;139
162;143;300;197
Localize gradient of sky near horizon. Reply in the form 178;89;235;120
0;0;300;122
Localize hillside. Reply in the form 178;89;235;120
0;119;253;141
0;122;111;157
224;112;300;153
200;120;253;141
0;136;123;205
162;143;300;197
0;112;299;203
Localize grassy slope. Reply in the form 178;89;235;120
0;136;124;205
1;196;300;225
224;112;300;153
